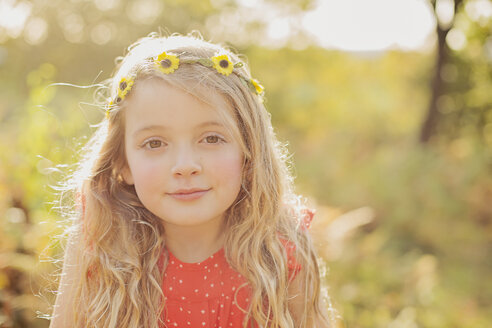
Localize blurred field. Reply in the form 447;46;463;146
0;0;491;327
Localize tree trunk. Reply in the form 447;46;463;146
419;26;449;143
419;0;463;144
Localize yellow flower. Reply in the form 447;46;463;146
154;51;179;74
211;54;234;76
250;78;264;95
117;77;134;100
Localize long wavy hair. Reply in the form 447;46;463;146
59;32;331;327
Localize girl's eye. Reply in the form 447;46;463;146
203;135;224;144
143;139;165;149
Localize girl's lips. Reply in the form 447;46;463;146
168;189;210;201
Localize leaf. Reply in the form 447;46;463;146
197;58;213;67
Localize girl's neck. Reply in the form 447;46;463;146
163;218;226;263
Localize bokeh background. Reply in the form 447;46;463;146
0;0;491;327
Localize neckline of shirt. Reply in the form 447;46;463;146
166;246;226;270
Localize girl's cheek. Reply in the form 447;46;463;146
213;152;243;179
131;156;167;180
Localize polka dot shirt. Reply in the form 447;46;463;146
157;243;302;328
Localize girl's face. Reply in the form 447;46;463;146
122;78;243;230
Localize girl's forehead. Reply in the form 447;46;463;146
124;78;240;135
131;78;222;103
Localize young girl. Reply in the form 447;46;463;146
50;33;333;328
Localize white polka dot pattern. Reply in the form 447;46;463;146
157;239;302;327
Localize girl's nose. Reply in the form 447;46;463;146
170;146;202;177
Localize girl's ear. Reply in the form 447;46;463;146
121;167;134;185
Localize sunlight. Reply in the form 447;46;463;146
0;0;32;39
465;0;492;25
301;0;436;52
1;0;480;53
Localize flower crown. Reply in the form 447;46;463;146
106;51;265;118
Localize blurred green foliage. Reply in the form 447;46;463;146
0;0;491;327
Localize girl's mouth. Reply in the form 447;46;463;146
167;188;211;201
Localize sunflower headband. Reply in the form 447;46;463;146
106;51;265;118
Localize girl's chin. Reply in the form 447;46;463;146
156;214;224;227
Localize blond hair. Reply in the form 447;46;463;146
59;32;331;327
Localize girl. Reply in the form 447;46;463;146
50;33;333;328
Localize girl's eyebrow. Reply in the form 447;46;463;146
132;121;225;138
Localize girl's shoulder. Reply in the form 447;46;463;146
300;207;315;229
279;207;316;280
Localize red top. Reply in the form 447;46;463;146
157;209;314;327
158;243;301;328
